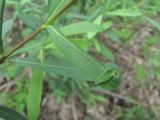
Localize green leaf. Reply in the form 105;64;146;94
70;38;92;51
94;40;101;53
27;70;43;120
99;43;114;61
0;105;28;120
47;26;104;80
134;64;146;80
0;0;6;53
60;22;104;36
47;0;67;24
96;62;119;84
107;9;142;17
145;17;160;30
20;14;42;30
87;15;103;39
87;16;112;39
102;21;113;30
48;0;63;16
47;26;120;90
87;7;104;21
12;40;43;56
96;63;121;90
2;19;13;37
98;74;120;90
106;30;121;43
86;16;112;39
8;58;90;80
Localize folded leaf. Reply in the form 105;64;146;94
96;63;121;90
96;62;119;84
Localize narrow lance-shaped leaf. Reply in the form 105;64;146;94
9;58;90;80
27;70;43;120
0;0;6;53
98;42;114;61
48;0;63;17
46;0;73;25
87;15;103;39
0;105;28;120
47;0;64;23
47;26;121;89
106;9;142;17
60;22;104;36
47;26;104;80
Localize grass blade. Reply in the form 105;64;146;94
0;105;28;120
0;0;6;53
27;70;43;120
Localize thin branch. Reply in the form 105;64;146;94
0;27;42;64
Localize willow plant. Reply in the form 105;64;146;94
0;0;120;120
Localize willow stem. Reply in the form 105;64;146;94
0;0;76;64
0;28;42;64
